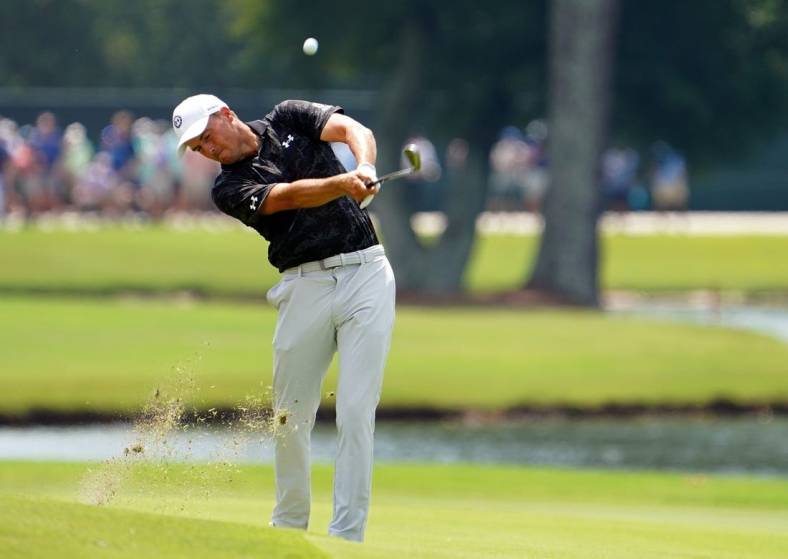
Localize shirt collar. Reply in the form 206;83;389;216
246;120;268;138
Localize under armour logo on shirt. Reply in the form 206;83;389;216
250;195;258;210
282;134;294;148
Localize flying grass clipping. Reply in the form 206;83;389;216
79;361;290;509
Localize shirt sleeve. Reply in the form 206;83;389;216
273;100;343;141
211;170;275;226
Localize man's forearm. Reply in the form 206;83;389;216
345;125;377;167
320;113;377;167
261;177;345;214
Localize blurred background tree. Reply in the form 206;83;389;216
527;0;619;306
0;0;242;88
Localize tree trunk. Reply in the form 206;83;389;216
374;19;489;294
527;0;619;306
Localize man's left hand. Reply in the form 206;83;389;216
356;163;378;208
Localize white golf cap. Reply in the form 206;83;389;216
172;94;228;155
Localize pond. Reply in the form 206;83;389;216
608;301;788;343
1;417;786;476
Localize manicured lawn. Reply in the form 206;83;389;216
1;296;786;414
1;461;787;559
0;225;278;297
2;227;787;295
0;494;324;559
467;233;788;292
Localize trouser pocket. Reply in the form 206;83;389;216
266;277;296;309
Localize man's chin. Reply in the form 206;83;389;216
218;152;240;165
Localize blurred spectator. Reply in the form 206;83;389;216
61;123;94;206
72;151;116;213
602;146;640;212
488;126;530;211
487;121;548;212
650;141;689;211
0;129;8;217
29;112;62;170
13;134;47;213
134;118;177;217
628;182;650;211
101;111;136;176
403;135;442;212
0;119;22;214
446;138;469;173
100;111;137;214
14;112;64;213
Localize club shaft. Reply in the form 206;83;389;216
367;167;415;187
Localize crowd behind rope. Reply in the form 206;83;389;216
0;111;220;220
0;111;689;220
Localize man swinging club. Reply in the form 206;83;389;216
172;94;395;542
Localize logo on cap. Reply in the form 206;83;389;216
173;115;182;128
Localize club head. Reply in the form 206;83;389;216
403;144;421;171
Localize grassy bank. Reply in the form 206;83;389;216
1;227;787;295
1;461;786;558
470;233;788;293
0;494;323;559
1;296;786;414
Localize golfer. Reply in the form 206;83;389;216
172;94;395;542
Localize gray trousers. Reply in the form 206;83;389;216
265;245;395;542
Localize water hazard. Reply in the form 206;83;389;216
609;302;788;343
2;417;786;476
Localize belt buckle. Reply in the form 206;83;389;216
319;258;329;271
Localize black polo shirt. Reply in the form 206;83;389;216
211;100;379;271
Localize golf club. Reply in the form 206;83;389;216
360;144;422;209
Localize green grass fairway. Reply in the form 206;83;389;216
468;233;788;293
0;226;278;297
2;227;787;295
1;296;786;414
0;495;325;559
1;461;787;558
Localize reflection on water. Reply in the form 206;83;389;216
609;303;788;343
1;418;786;476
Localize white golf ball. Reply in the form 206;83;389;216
303;37;319;56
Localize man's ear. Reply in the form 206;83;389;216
218;106;234;122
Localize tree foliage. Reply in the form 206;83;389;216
0;0;242;89
614;0;788;166
228;0;548;144
4;0;788;166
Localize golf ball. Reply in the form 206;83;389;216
303;37;318;56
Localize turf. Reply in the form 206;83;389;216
1;461;786;558
0;494;326;559
1;227;787;295
468;233;788;293
1;296;786;414
0;225;278;297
